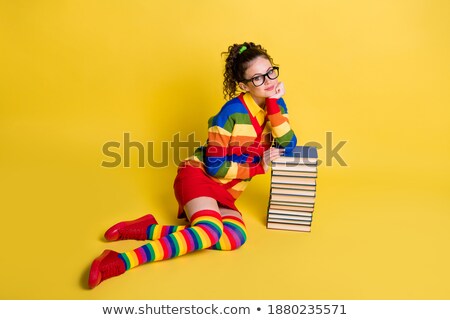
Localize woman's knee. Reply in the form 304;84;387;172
184;197;224;246
213;220;247;251
228;223;247;250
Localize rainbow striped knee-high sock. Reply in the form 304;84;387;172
147;215;247;251
210;215;247;251
146;224;187;239
118;210;223;270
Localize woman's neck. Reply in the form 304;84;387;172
249;94;266;109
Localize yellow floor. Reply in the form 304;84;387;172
1;0;449;299
1;127;449;299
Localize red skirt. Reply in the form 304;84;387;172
173;164;239;219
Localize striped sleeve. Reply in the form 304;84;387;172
266;97;297;153
204;104;265;180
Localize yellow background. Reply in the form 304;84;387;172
1;0;449;299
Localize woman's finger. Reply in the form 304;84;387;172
269;148;283;160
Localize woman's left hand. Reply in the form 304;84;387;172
261;147;284;172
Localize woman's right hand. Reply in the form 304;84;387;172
261;147;284;172
269;82;285;100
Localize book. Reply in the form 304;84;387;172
272;145;318;165
267;218;311;225
272;163;317;173
267;146;318;232
271;175;316;186
268;208;313;217
271;188;316;197
269;204;314;213
271;183;316;191
267;222;312;232
269;200;315;208
270;194;315;204
272;170;317;178
268;213;312;221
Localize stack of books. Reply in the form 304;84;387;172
266;146;318;232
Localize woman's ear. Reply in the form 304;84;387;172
238;82;248;92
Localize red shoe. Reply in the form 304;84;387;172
104;214;158;241
88;250;126;289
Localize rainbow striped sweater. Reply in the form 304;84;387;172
182;92;297;199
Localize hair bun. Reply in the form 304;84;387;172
222;42;274;100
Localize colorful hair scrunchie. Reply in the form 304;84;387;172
239;45;247;54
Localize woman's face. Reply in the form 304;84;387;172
239;56;278;102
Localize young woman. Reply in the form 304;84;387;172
88;42;297;288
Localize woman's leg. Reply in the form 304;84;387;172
106;206;247;250
119;197;223;268
210;207;247;251
89;196;223;288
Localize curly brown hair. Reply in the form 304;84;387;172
222;42;275;100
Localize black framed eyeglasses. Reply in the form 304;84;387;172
244;66;279;87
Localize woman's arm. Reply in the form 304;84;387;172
266;97;297;153
203;105;265;180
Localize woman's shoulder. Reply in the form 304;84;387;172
219;96;247;115
211;96;247;120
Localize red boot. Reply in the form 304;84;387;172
88;250;126;289
104;214;158;241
